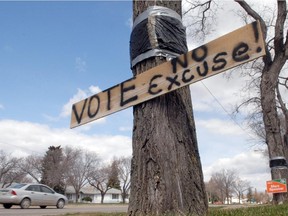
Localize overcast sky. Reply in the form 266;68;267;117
0;0;278;192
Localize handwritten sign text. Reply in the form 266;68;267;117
71;21;266;128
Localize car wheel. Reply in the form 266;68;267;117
40;206;47;209
3;204;12;209
56;199;65;209
20;198;31;209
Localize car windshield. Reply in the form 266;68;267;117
8;183;27;189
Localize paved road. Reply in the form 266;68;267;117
0;204;128;216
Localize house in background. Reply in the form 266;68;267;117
65;186;127;203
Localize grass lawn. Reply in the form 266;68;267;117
209;204;288;216
60;204;288;216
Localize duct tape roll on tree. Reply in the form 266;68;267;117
269;156;288;169
130;6;188;68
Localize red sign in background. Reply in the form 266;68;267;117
266;179;287;193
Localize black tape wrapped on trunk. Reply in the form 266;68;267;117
130;6;188;68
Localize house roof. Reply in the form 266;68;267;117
65;185;122;195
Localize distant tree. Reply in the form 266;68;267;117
2;166;26;187
61;146;82;191
20;155;42;183
87;163;113;204
253;188;261;203
0;150;25;188
205;180;221;204
66;148;99;203
108;159;121;190
115;156;131;203
259;191;271;204
41;146;65;193
210;169;237;204
246;187;253;203
233;178;250;204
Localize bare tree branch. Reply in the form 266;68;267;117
183;0;212;16
183;0;218;41
276;83;288;134
234;97;261;114
235;0;267;37
274;0;287;55
235;0;273;64
279;76;288;89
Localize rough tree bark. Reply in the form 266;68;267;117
128;1;208;215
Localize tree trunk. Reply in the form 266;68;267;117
260;1;288;204
121;191;126;204
261;57;288;204
230;0;288;203
101;192;105;204
122;193;126;204
128;1;207;215
75;190;79;203
259;0;288;204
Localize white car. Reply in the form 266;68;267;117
0;183;68;209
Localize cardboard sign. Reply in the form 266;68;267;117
266;179;287;193
70;21;266;128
